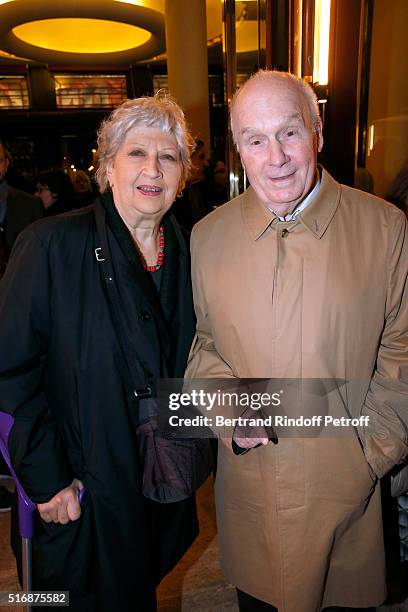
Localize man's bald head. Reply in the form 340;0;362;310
230;70;320;150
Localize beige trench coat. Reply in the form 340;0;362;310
185;168;408;611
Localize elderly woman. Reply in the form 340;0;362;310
0;96;198;611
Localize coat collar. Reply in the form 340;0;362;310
242;166;341;240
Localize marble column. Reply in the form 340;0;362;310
164;0;210;151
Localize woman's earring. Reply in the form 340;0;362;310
176;181;184;198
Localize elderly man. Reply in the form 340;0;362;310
186;70;408;611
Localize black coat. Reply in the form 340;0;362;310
4;186;44;251
0;193;198;611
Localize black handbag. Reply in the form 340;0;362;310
135;412;214;503
94;205;214;503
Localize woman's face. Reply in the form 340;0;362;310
107;126;182;226
36;183;56;210
73;174;90;194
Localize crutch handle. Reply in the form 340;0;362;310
0;412;87;538
0;411;87;612
78;485;89;505
0;412;36;538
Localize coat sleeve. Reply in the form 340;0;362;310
185;227;267;451
0;228;73;503
185;226;235;381
360;212;408;478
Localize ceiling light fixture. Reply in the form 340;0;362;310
13;18;151;54
0;0;165;65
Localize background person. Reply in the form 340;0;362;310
209;159;228;206
71;169;96;208
35;168;76;216
0;94;198;611
171;137;213;232
0;143;43;511
0;143;43;279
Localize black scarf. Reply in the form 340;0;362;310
98;190;186;375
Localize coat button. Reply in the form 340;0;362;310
140;310;151;322
281;228;289;237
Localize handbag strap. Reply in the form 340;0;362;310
93;204;152;401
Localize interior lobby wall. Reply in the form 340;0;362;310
365;0;408;198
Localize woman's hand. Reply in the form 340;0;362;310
37;478;83;524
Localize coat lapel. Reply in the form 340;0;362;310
160;216;195;377
98;192;169;335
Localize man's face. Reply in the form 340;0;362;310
233;78;323;217
0;145;9;183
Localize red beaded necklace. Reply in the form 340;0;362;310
143;225;165;272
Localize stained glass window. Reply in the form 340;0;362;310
54;74;127;108
0;75;30;108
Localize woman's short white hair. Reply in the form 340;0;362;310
230;70;320;147
96;93;194;193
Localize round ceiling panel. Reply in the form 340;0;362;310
0;0;165;65
12;18;152;54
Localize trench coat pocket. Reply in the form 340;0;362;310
358;402;408;480
33;494;92;595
